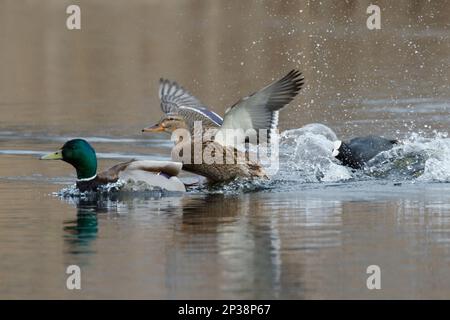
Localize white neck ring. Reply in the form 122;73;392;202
77;174;97;182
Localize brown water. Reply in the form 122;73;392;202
1;0;450;299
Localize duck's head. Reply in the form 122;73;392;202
40;139;97;180
142;114;188;134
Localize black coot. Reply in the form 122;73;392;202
332;136;399;169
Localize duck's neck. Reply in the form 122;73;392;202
75;161;97;180
68;154;97;180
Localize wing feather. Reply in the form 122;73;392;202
158;79;223;126
218;70;304;144
97;160;185;192
98;160;183;180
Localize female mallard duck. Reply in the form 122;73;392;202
40;139;186;192
144;69;304;145
156;78;223;129
142;70;304;182
145;117;268;182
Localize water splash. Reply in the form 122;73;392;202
197;177;271;195
54;179;185;199
273;124;450;185
276;123;353;183
55;180;125;198
366;132;450;182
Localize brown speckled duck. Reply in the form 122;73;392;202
142;70;304;182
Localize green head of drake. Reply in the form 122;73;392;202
40;139;97;179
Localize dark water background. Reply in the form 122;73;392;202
1;0;450;299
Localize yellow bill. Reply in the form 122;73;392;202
40;150;63;160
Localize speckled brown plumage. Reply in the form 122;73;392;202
172;137;268;183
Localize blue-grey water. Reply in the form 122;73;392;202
1;1;450;299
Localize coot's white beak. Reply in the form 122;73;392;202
332;140;342;157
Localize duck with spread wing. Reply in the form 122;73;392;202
142;70;304;182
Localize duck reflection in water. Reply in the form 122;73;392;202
61;191;186;254
63;198;101;253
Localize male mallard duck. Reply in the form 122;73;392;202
332;136;399;169
40;139;186;192
142;70;304;182
143;69;304;145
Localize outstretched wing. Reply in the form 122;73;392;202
215;69;304;145
159;79;223;126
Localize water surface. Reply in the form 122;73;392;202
1;1;450;299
